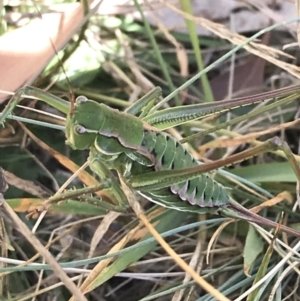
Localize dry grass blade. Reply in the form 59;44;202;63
76;211;121;287
1;201;88;301
198;118;300;152
71;221;146;297
3;169;49;198
159;0;300;78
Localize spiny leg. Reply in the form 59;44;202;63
0;86;69;125
125;87;162;118
88;155;130;212
39;183;128;213
180;93;299;144
128;136;300;190
129;137;300;237
220;199;300;238
143;86;300;131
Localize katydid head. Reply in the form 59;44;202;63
65;95;105;150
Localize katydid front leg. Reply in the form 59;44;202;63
88;147;130;212
39;182;127;213
0;87;69;125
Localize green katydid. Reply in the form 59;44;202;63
1;84;300;238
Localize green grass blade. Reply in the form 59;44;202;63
179;0;214;102
133;0;180;105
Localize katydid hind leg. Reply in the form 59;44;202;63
202;136;300;238
222;200;300;238
181;93;299;144
144;85;300;131
129;137;300;190
125;87;162;117
129;134;300;237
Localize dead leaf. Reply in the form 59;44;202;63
210;33;270;100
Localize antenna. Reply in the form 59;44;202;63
31;0;76;116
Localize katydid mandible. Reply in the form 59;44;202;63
1;85;300;237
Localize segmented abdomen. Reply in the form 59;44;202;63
132;130;230;213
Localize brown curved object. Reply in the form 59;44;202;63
0;1;95;103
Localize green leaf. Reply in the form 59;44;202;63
231;162;296;183
243;225;264;277
246;232;274;301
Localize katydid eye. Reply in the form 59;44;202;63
76;96;88;104
75;125;87;134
